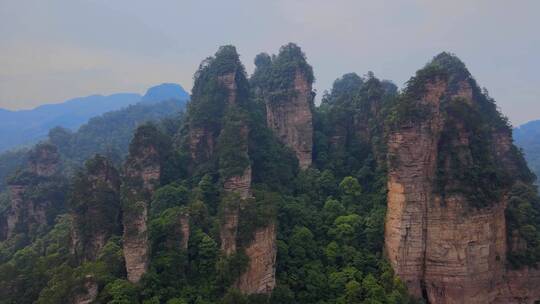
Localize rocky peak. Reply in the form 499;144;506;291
186;45;249;165
70;155;121;262
1;142;65;241
254;43;314;169
122;124;167;283
385;53;539;303
28;142;60;177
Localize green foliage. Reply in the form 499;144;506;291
150;183;190;217
99;279;140;304
217;110;250;179
506;182;540;267
251;43;314;104
70;155;121;257
436;98;509;208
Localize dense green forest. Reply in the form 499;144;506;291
0;44;539;304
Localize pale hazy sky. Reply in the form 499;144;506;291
1;0;539;125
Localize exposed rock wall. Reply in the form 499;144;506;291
71;157;121;262
5;185;26;239
123;133;162;283
385;79;445;297
495;267;540;304
266;70;313;169
124;204;149;283
385;75;540;303
2;143;61;240
235;222;277;294
220;166;251;255
179;213;190;250
423;197;507;303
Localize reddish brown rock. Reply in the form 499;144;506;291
122;128;163;283
495;267;540;304
266;70;313;169
123;203;149;283
220;203;240;255
235;223;277;294
179;213;190;250
385;73;540;303
385;78;446;297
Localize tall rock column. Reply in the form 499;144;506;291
253;43;314;169
122;124;166;283
265;70;313;169
235;222;277;294
384;53;540;303
2;142;62;240
385;78;445;297
70;155;121;262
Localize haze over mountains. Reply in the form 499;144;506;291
0;83;189;152
514;119;540;182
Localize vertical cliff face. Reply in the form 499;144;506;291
265;70;313;169
71;155;121;261
220;167;251;255
235;222;277;294
385;53;540;303
385;78;446;297
252;43;314;170
122;124;167;283
2;143;63;240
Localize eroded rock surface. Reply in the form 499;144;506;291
385;64;540;303
235;223;277;294
122;126;163;283
266;70;313;169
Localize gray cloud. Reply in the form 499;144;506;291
0;0;538;125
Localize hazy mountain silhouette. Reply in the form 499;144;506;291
0;83;189;152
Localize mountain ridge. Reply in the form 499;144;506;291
0;83;189;152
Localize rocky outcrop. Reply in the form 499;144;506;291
122;125;163;283
220;166;251;255
123;204;149;283
495;267;540;304
4;185;26;239
385;78;446;298
179;212;190;250
266;70;313;169
2;143;62;240
28;143;60;177
71;156;121;262
385;56;540;303
71;275;98;304
235;222;277;294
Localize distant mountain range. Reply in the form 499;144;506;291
514;119;540;183
0;83;189;152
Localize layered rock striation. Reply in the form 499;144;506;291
385;53;540;303
252;44;315;169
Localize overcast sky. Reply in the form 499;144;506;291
1;0;539;125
